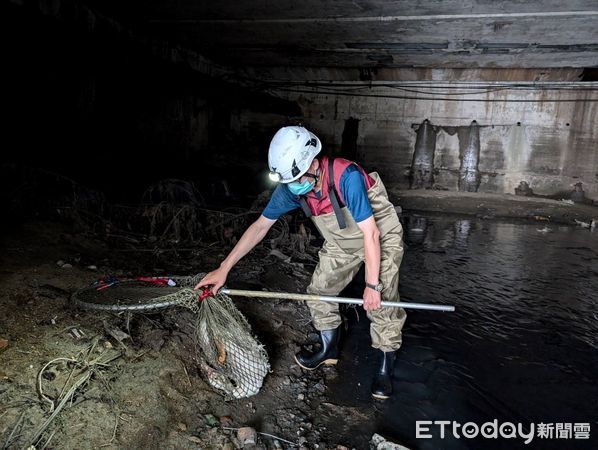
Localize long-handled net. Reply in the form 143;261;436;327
71;274;269;399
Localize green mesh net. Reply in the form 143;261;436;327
72;274;270;399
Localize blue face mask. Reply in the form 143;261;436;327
288;179;315;196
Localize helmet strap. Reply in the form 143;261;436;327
303;167;320;188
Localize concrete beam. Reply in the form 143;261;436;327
149;10;598;24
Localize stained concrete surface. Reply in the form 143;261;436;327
388;189;598;226
284;85;598;201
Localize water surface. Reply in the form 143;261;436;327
328;214;598;449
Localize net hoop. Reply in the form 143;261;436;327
71;275;203;312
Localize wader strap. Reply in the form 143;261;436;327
328;158;347;230
299;197;312;218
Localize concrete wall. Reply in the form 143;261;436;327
272;83;598;201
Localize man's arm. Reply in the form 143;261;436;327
195;215;277;294
356;215;382;311
339;167;381;311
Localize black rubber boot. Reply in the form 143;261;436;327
371;350;397;400
294;327;340;370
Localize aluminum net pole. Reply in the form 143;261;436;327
220;288;455;312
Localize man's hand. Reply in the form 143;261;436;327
194;267;228;295
363;287;382;311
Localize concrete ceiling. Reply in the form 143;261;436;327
88;0;598;69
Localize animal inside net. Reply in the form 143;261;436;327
73;274;269;399
193;293;270;399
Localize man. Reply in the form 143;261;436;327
196;125;406;399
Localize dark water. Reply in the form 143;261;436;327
328;214;598;450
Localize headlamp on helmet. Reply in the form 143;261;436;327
269;171;282;182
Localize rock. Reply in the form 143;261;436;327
222;442;235;450
237;427;257;446
370;433;411;450
297;393;305;401
204;414;220;427
290;365;303;377
177;422;187;432
514;181;534;197
186;436;202;444
219;416;233;427
87;265;98;270
574;219;591;228
307;332;320;342
313;382;326;393
0;338;8;351
268;249;291;262
56;260;65;267
143;329;166;351
571;182;585;203
62;263;73;269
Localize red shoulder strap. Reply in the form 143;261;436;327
327;158;347;229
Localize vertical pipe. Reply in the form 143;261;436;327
410;119;436;189
459;120;481;192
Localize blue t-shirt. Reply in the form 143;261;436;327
262;165;373;223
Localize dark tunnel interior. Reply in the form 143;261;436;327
1;1;598;449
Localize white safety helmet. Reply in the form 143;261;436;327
268;126;322;183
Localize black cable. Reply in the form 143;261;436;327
224;73;598;94
265;86;598;102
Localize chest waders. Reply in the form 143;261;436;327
304;168;406;353
292;159;406;398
